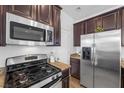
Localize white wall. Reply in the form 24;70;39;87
0;11;74;67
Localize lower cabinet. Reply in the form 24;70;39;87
70;58;80;79
62;68;70;88
121;68;124;88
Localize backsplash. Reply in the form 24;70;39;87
0;11;74;67
73;47;81;55
121;47;124;58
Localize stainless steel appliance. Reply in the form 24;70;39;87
80;29;121;88
6;12;54;46
4;54;62;88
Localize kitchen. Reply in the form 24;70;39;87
0;5;124;88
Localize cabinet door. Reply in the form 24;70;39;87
0;6;2;46
0;5;6;46
96;17;102;27
116;10;121;29
121;68;124;88
37;5;52;25
85;19;96;34
102;11;117;31
62;76;69;88
62;69;70;88
122;8;124;46
70;58;80;79
8;5;36;20
73;22;84;46
52;6;61;46
95;17;103;32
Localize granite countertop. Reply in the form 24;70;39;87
121;59;124;68
49;61;71;71
0;68;5;88
70;53;80;60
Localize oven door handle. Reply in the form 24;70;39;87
50;77;62;88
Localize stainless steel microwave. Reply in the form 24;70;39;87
6;12;54;46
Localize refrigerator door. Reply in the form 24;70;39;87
94;29;121;88
80;34;94;87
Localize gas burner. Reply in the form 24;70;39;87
46;69;52;73
18;73;28;84
41;66;46;69
12;71;29;84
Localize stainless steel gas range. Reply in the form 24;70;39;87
4;54;62;88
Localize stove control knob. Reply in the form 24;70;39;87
52;76;55;80
56;75;59;78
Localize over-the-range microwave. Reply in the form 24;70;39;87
6;12;54;46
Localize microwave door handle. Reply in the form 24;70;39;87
45;30;47;43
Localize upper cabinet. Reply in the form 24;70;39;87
102;11;118;31
85;18;96;34
73;22;84;46
0;5;62;46
94;17;102;32
7;5;36;20
73;8;122;46
52;6;62;46
95;17;102;28
37;5;52;25
121;8;124;46
0;6;2;46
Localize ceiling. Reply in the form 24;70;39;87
60;5;122;22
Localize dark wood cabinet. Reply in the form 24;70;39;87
121;8;124;46
102;11;118;31
117;10;121;29
0;5;62;46
94;17;103;32
62;76;69;88
73;9;121;45
62;68;70;88
7;5;36;20
85;18;96;34
37;5;52;25
70;58;80;80
121;68;124;88
52;6;62;46
73;22;84;46
0;5;6;46
0;6;3;46
95;17;102;28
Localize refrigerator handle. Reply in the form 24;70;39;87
91;47;94;65
94;47;98;66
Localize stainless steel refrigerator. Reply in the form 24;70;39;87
80;29;121;88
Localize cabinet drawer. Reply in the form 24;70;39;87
70;58;80;79
62;76;69;88
70;58;80;63
62;69;69;79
